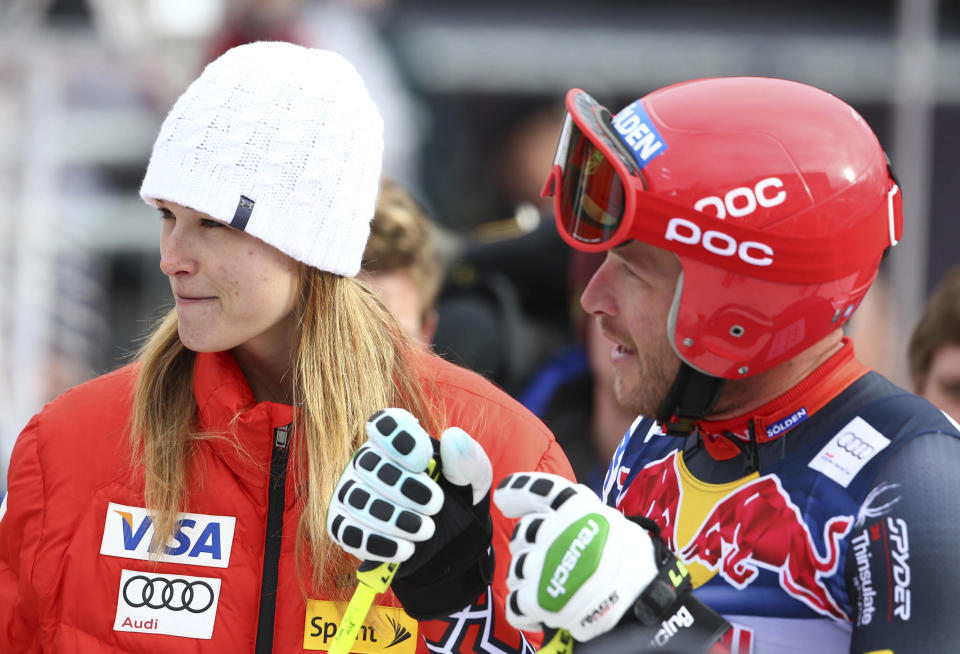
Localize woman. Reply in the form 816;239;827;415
0;42;572;653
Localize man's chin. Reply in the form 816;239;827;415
613;378;653;418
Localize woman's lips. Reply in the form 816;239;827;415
175;294;215;305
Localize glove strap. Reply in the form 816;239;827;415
623;516;730;652
391;543;494;620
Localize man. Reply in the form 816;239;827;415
489;78;960;653
326;77;960;653
360;179;443;345
908;264;960;422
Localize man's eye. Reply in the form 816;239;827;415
200;219;224;228
158;208;174;220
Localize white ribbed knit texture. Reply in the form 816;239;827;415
140;41;384;277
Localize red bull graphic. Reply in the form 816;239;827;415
680;476;852;621
617;452;683;550
711;622;755;654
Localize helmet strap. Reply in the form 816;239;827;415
655;363;726;437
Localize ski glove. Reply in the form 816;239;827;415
493;472;661;642
326;408;494;619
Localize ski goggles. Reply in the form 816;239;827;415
542;88;672;253
541;88;903;284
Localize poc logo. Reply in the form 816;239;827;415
695;177;786;219
664;217;774;267
100;503;236;568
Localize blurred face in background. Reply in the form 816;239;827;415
918;343;960;422
158;201;300;361
361;270;437;345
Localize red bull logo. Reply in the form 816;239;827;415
617;453;854;622
680;476;852;621
617;452;684;550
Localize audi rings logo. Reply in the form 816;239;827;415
837;433;874;459
123;574;215;613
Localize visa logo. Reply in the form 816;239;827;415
612;99;668;169
100;502;236;568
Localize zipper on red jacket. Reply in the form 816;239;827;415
254;423;290;653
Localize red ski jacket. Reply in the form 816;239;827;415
0;350;573;652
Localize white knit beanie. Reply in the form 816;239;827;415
140;41;384;277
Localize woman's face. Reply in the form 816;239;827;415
158;201;300;360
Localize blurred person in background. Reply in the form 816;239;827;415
0;42;572;652
845;273;900;382
360;179;443;346
489;77;960;653
909;263;960;422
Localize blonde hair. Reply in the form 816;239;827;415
130;265;443;593
362;179;443;315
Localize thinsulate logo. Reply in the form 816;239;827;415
539;513;609;611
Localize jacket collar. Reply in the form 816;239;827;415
193;350;296;480
696;338;869;460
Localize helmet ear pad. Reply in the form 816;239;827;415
668;257;880;379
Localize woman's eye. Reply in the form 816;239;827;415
200;219;223;229
158;208;174;220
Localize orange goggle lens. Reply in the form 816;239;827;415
557;125;626;246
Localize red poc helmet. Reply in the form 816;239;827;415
543;77;903;380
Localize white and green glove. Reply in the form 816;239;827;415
494;472;730;653
493;472;660;641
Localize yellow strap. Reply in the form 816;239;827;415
537;628;574;654
328;582;382;654
330;458;439;654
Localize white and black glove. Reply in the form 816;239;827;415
494;472;729;653
327;408;494;619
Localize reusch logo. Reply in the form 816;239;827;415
100;503;236;568
539;514;609;610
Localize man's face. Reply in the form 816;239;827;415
919;342;960;422
580;240;683;416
